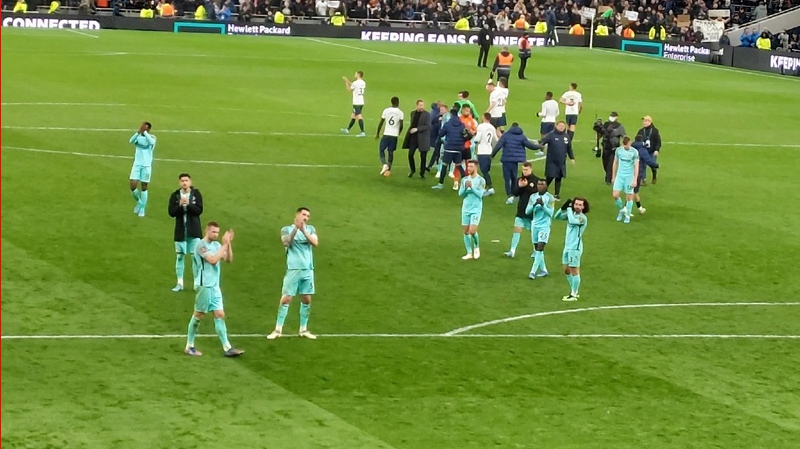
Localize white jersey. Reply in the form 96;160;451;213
489;87;509;117
351;79;366;105
475;122;497;155
380;107;404;137
539;99;560;123
561;90;582;115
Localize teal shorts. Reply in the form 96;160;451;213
613;175;634;195
533;226;550;244
130;164;152;183
562;249;583;268
461;211;482;226
282;269;315;296
513;217;532;231
195;286;223;313
175;238;202;255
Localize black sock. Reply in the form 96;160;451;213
358;119;364;132
636;201;641;208
347;119;355;130
567;130;575;141
554;178;562;196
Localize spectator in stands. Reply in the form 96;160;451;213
595;19;610;36
756;31;772;49
455;14;470;30
789;33;799;51
648;15;667;40
752;1;768;21
740;27;757;46
569;22;584;35
161;0;175;17
719;30;731;45
622;23;635;38
533;15;546;33
195;2;206;19
777;30;790;50
495;9;511;31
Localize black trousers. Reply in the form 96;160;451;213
602;144;615;183
497;69;511;86
478;45;490;67
518;57;529;78
408;147;429;174
427;141;442;169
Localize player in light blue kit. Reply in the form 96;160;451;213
555;197;589;301
184;222;244;357
525;179;555;279
459;160;486;260
611;136;639;224
267;207;320;340
129;121;156;217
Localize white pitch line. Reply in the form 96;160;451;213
3;146;372;169
0;102;341;118
304;37;437;65
1;126;348;137
444;302;800;336
2;333;799;340
67;29;99;39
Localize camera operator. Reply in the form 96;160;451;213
593;111;626;185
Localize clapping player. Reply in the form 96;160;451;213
129;121;156;217
459;160;486;260
525;179;555;279
555;198;589;302
184;223;244;357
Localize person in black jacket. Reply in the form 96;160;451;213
539;121;575;201
593;112;626;184
168;173;204;292
504;162;540;258
402;99;432;178
477;23;494;68
635;115;662;184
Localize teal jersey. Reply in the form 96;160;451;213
282;224;316;270
614;146;639;179
194;240;222;287
556;208;588;251
459;175;485;213
526;192;555;228
130;132;156;166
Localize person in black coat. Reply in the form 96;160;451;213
477;23;494;68
402;99;432;178
539;121;575;200
634;115;662;184
593;111;626;184
168;173;204;292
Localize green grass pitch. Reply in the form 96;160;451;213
2;28;800;449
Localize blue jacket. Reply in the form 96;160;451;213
633;142;659;180
491;125;541;163
438;113;466;151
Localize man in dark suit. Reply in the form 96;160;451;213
477;23;494;68
402;99;432;178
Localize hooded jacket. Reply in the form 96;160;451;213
491;125;541;163
438;113;467;151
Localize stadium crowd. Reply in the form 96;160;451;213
5;0;798;47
